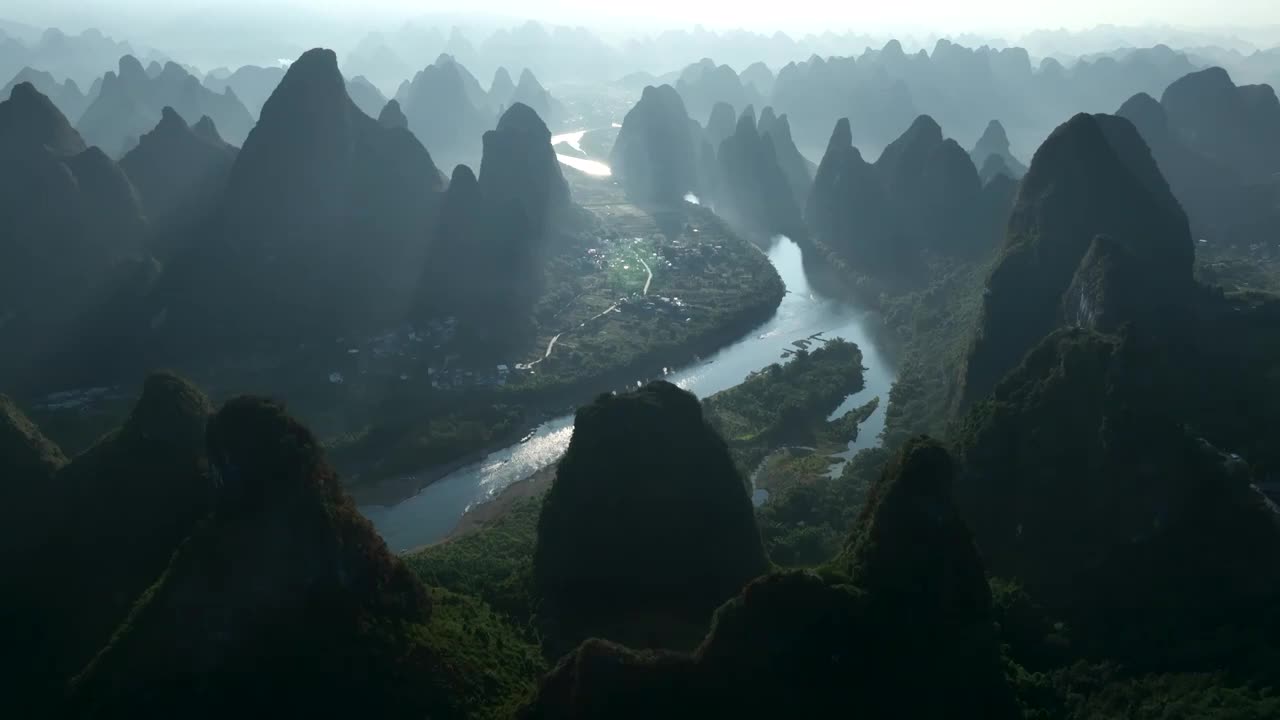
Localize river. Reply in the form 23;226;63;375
360;233;897;552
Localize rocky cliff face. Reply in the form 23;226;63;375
478;101;569;239
714;105;805;239
957;112;1193;411
397;53;492;170
533;381;769;656
417;103;569;347
954;328;1280;658
611;84;701;205
757;107;815;211
805;118;898;271
806;114;1003;283
166;48;444;344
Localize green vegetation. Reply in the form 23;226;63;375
405;497;541;632
329;189;784;488
417;587;547;719
1197;252;1280;294
819;396;878;445
878;260;988;445
515;202;783;393
4;374;214;714
62;395;546;720
405;342;877;656
755;447;888;568
703;338;866;470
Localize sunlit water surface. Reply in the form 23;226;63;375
360;235;896;552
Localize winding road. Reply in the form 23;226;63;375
634;252;653;296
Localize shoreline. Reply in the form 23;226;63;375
345;280;785;506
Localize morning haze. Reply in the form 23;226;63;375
3;0;1280;717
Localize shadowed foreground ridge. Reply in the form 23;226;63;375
524;437;1017;719
954;327;1280;660
533;381;769;655
67;396;487;719
3;374;212;713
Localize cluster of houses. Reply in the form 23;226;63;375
325;317;528;392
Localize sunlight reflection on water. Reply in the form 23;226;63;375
361;235;896;552
556;155;612;176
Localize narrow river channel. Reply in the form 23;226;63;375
360;232;897;552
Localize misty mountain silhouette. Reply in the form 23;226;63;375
120;107;236;259
161;48;444;346
78;55;253;156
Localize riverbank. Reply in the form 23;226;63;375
338;190;785;496
361;236;897;553
404;337;880;566
798;232;991;444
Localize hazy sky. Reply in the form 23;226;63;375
6;0;1279;35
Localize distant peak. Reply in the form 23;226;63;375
8;80;42;103
491;66;513;91
907;114;943;142
272;48;345;100
291;47;340;74
640;84;683;109
759;105;777;129
160;61;188;79
124;372;212;448
980;119;1009;147
378;99;407;129
496;101;549;136
828;117;852;151
118;54;146;79
1161;65;1237;106
1117;92;1168;138
0;81;86;156
191;115;225;144
449;163;478;188
158;106;185;125
736;105;757;135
